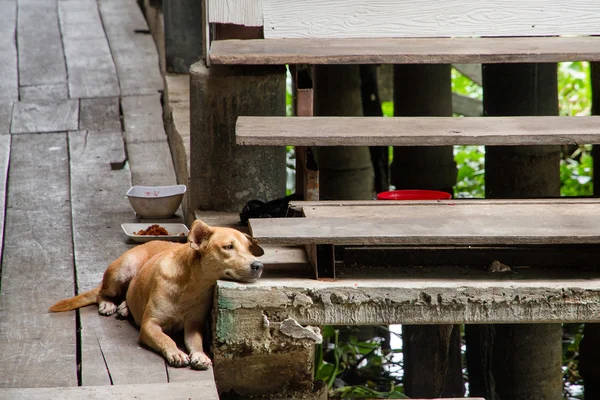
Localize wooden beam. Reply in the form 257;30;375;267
236;115;600;147
210;37;600;65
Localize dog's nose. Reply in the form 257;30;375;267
251;261;264;272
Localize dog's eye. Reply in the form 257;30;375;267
223;244;234;250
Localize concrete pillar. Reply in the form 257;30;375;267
188;62;286;219
211;290;326;399
163;0;204;73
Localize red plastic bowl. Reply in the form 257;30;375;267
377;189;452;201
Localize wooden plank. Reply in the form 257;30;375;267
17;0;67;88
207;0;600;39
127;141;178;186
452;93;483;117
121;95;167;143
0;381;219;400
79;97;122;132
291;198;600;208
20;83;69;101
58;0;120;98
11;100;79;134
453;64;482;86
210;37;600;65
0;133;77;388
68;130;170;385
249;201;600;246
98;0;163;95
0;0;18;101
0;102;13;134
236;115;600;147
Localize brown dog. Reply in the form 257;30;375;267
49;220;264;369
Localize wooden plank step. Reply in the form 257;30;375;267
210;37;600;65
0;381;219;400
249;200;600;246
236;115;600;146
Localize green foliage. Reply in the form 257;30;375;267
562;324;584;399
558;62;592;116
315;326;407;399
454;146;485;198
451;69;483;100
561;145;593;197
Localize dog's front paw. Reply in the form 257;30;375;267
98;301;117;316
166;350;190;368
116;301;129;318
190;352;212;370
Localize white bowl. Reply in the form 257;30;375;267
121;223;189;243
126;185;186;218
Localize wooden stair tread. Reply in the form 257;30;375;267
249;200;600;246
236;115;600;146
210;37;600;65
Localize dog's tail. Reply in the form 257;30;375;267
48;286;101;312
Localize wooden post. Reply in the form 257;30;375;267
466;63;562;400
393;64;464;398
163;0;204;73
188;63;287;217
582;62;600;400
313;65;374;200
391;64;457;194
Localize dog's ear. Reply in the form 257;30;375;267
188;220;214;251
244;233;265;257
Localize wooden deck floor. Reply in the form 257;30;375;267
0;0;217;398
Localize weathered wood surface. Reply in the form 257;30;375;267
452;93;482;117
79;97;122;133
215;265;600;326
58;0;120;98
454;64;482;85
0;381;219;400
20;83;69;101
0;134;77;388
68;130;169;385
250;201;600;245
11;100;79;134
17;0;67;90
208;0;600;39
236;115;600;146
98;0;163;95
121;95;168;143
121;95;177;186
0;102;13;134
0;0;18;101
210;37;600;65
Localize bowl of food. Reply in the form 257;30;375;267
126;185;186;218
121;223;189;243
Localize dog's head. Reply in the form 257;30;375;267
188;220;264;282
